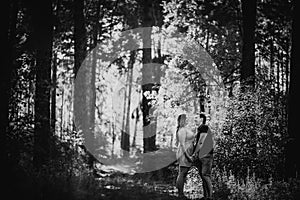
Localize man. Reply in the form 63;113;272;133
192;113;214;200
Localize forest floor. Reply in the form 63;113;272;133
94;165;204;200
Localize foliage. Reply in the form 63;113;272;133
212;168;300;200
8;124;101;200
214;82;287;180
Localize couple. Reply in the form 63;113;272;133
175;113;214;200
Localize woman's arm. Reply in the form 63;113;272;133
178;128;193;161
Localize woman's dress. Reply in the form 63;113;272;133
176;127;195;167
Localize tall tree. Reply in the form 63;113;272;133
50;0;62;134
1;0;18;163
27;0;53;167
141;0;156;153
240;0;258;175
51;53;57;133
89;0;101;161
74;0;87;77
240;0;257;90
119;1;140;156
123;51;135;156
1;1;14;194
286;0;298;178
73;0;97;168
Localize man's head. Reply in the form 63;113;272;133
194;115;201;126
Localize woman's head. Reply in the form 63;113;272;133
176;114;187;146
177;114;187;128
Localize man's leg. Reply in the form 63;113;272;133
176;166;190;196
200;156;213;199
195;160;208;197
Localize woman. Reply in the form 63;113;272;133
175;114;195;197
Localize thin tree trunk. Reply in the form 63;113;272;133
206;28;210;51
60;88;64;139
50;0;62;135
7;0;18;123
28;0;53;167
123;51;135;156
121;80;128;155
280;51;285;124
240;0;257;90
280;51;284;94
141;0;157;153
286;0;298;178
285;39;290;122
74;0;87;77
111;96;116;157
276;51;280;94
51;53;57;133
1;0;13;191
132;107;139;147
285;38;290;94
270;37;274;82
121;65;131;156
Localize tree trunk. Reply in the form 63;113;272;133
284;38;290;122
121;84;128;152
276;51;280;94
73;0;87;138
51;53;57;133
285;38;290;94
280;52;284;94
73;0;98;168
141;0;157;153
74;0;87;77
60;88;64;139
50;0;62;135
122;51;135;157
132;107;139;147
7;0;19;123
270;37;274;82
286;0;298;178
28;0;53;167
206;28;210;51
0;0;11;189
126;51;135;153
240;0;257;175
240;0;257;90
87;0;100;166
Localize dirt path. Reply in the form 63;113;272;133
96;169;204;200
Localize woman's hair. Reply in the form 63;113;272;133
175;114;186;146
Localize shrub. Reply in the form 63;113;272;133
212;168;300;200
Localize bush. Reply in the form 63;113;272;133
214;88;287;180
212;168;300;200
6;125;102;200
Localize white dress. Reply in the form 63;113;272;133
176;127;195;167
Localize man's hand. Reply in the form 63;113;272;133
191;153;198;162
